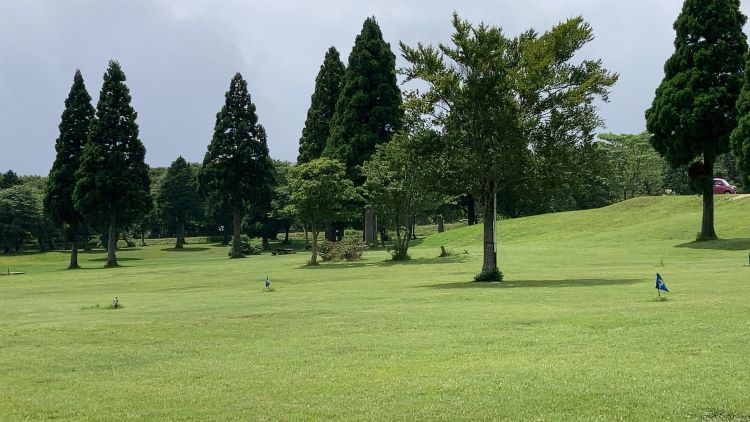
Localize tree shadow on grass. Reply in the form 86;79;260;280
425;278;642;289
297;254;471;270
161;247;210;252
675;238;750;251
87;257;143;262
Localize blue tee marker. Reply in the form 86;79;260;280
265;276;271;290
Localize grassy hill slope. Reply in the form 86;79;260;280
1;196;749;420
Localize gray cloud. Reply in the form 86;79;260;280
2;0;748;175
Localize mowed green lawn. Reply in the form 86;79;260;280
1;196;749;421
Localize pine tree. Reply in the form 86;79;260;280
298;47;345;164
324;17;403;182
646;0;747;240
73;61;152;268
157;156;201;249
45;70;94;269
731;53;750;187
199;73;273;258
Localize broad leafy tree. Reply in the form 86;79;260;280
74;61;152;268
402;14;617;280
0;184;46;254
597;132;665;201
200;73;273;258
157;156;201;249
0;170;21;189
646;0;747;240
362;130;441;260
287;158;360;265
298;47;345;164
44;69;94;269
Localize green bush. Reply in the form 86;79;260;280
474;267;503;282
227;239;262;256
318;238;367;262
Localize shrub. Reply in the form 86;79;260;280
226;240;262;256
474;267;503;282
318;238;368;262
318;241;336;262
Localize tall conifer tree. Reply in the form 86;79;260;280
324;17;403;182
74;61;152;268
200;73;273;258
158;156;201;249
45;70;94;269
298;47;345;164
731;53;750;186
646;0;747;240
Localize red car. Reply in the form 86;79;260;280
713;178;737;194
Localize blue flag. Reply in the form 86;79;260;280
655;273;669;292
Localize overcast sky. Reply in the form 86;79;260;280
2;0;749;175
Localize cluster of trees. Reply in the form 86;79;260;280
12;4;749;278
0;172;56;254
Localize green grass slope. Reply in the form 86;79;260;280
1;196;749;421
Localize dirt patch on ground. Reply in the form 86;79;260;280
729;194;750;201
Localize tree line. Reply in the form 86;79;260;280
4;4;750;280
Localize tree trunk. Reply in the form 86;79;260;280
700;154;718;241
467;194;477;225
230;200;243;258
303;225;310;249
411;217;417;240
175;218;185;249
437;214;445;233
105;214;118;268
309;221;318;265
262;237;270;251
284;224;290;244
68;224;80;269
480;189;497;275
364;208;377;244
324;222;334;242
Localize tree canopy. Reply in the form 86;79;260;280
287;158;360;265
200;72;273;258
401;14;617;280
298;47;345;164
44;69;94;269
157;156;201;249
73;60;152;267
324;17;403;183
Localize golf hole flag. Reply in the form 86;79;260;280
655;273;669;292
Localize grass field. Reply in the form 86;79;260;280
1;195;749;421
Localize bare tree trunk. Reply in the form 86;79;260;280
175;218;185;249
68;223;80;269
467;194;477;225
363;208;377;244
700;154;718;240
230;200;243;258
309;221;318;265
325;222;336;242
437;214;445;233
284;224;290;243
105;213;118;268
303;224;310;249
480;188;497;275
262;237;270;251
